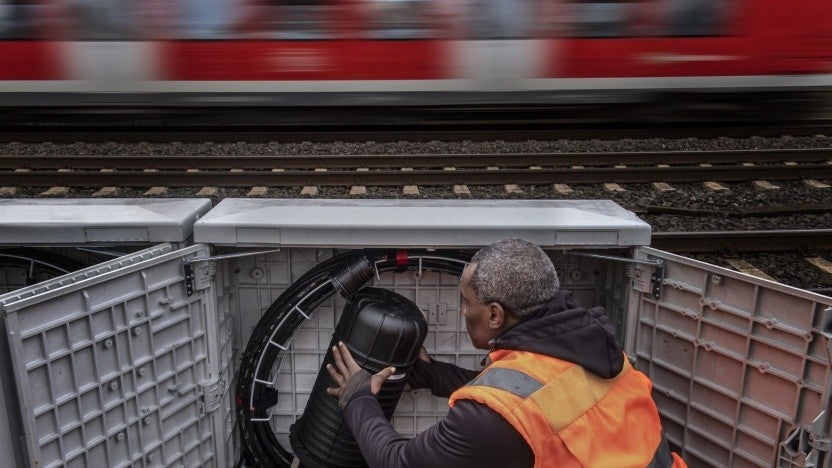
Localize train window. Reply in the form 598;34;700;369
2;0;144;40
169;0;254;39
178;0;332;40
556;0;732;38
271;0;331;40
227;0;330;40
468;0;533;39
0;2;34;39
366;0;430;39
573;1;628;37
666;0;731;36
63;0;138;40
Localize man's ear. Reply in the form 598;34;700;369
488;303;506;329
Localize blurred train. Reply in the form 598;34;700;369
0;0;831;116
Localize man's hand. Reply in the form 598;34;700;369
417;346;431;363
405;346;432;390
326;341;396;409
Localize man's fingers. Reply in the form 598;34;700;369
326;363;346;387
338;342;361;372
375;366;396;380
326;387;341;397
370;366;396;394
417;347;431;363
332;345;350;377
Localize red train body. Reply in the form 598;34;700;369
0;0;830;108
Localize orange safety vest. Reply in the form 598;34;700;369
449;349;686;468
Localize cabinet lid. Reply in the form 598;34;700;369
0;198;212;244
195;198;651;248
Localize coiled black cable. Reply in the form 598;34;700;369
235;249;470;467
0;248;88;288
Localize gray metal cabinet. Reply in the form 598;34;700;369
0;198;830;467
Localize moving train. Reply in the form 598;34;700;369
0;0;830;117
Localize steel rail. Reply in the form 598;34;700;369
2;148;831;170
1;163;829;186
651;229;832;252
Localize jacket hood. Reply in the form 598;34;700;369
489;290;624;379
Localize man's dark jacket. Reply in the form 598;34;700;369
343;290;626;468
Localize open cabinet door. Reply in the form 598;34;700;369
0;243;232;468
627;247;832;467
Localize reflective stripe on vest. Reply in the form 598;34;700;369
450;350;686;468
464;358;630;432
466;367;543;398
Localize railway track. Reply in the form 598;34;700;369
0;145;828;293
3;165;830;186
3;148;831;170
1;149;830;187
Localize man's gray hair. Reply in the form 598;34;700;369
468;238;560;318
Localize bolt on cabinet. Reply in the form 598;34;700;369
0;199;829;468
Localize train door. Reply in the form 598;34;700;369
161;0;344;81
627;246;832;466
345;0;453;80
160;0;451;82
55;0;162;82
550;0;757;79
457;0;545;85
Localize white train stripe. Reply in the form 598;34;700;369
1;74;831;93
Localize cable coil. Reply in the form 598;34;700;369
236;249;469;467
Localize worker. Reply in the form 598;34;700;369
326;238;685;467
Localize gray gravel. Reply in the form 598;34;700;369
2;134;830;155
643;213;832;232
